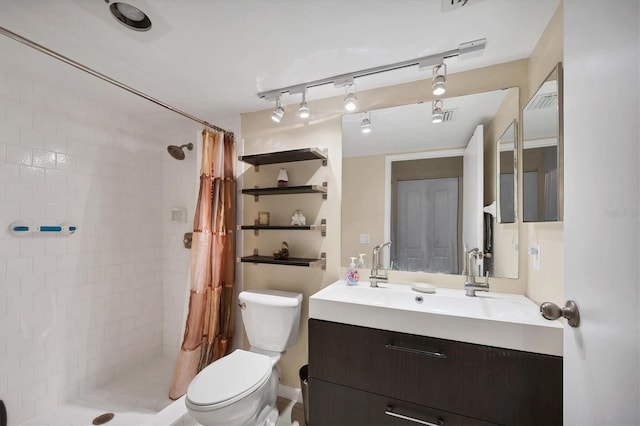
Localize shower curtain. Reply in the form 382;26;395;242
169;129;236;400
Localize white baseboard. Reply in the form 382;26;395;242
278;384;303;403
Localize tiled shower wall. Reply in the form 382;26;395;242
0;48;197;423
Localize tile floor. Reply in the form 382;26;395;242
21;356;306;426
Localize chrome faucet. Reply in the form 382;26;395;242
463;248;492;297
369;241;392;288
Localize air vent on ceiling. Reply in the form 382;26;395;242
526;93;558;110
441;0;483;12
441;108;456;122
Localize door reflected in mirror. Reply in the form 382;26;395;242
522;63;563;222
341;88;519;279
497;120;518;224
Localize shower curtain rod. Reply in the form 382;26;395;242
0;26;233;136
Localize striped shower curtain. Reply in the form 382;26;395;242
169;129;236;400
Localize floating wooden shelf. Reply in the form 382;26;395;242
239;254;326;269
239;147;327;170
242;184;327;200
239;219;326;236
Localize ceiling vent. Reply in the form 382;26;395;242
441;108;456;122
441;0;484;12
526;93;558;110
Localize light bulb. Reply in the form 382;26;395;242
361;117;372;134
271;105;284;123
432;109;444;124
432;76;446;96
298;102;310;119
344;92;357;111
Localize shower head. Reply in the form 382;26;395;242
167;143;193;160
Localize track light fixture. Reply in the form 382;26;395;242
361;112;372;134
271;96;285;123
432;100;444;124
344;83;357;111
298;90;310;119
257;38;487;108
432;63;447;96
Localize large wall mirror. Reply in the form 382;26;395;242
497;120;518;223
341;87;520;279
522;62;563;222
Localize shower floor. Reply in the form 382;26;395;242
23;357;176;426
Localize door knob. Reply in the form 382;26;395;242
540;300;580;327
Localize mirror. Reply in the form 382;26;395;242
497;120;518;223
342;88;520;278
522;62;563;222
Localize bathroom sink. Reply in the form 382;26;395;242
309;280;562;356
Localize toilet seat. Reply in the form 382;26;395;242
186;349;272;411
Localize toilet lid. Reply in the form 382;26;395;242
186;349;272;408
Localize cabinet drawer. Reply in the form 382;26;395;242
309;378;499;426
309;319;562;425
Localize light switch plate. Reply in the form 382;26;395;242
359;234;370;244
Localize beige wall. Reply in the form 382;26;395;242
239;1;564;387
342;155;385;266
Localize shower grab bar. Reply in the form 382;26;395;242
9;221;77;237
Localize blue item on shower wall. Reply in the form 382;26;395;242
8;221;77;237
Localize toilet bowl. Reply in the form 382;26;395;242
186;349;279;426
185;289;302;426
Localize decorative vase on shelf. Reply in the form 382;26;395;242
277;168;289;187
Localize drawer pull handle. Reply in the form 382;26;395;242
385;406;444;426
385;344;447;359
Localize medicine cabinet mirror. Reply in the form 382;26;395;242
522;62;563;222
497;120;518;223
341;87;519;279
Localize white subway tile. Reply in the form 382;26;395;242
19;128;45;149
0;277;20;298
45;238;67;256
44;202;68;222
6;105;32;128
32;255;57;275
55;153;78;171
19;239;45;257
32;115;57;136
0;239;21;259
5;183;31;205
44;134;67;153
19;165;45;185
0;141;5;163
0;123;19;144
32;185;56;205
5;255;32;275
44;168;67;186
32;149;56;169
0;163;19;186
5;143;31;165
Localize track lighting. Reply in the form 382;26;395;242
361;112;372;134
257;39;488;119
271;96;285;123
432;100;444;124
344;83;357;111
432;63;447;96
298;90;310;119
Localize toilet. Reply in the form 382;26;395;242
185;289;303;426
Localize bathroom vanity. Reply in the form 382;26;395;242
308;281;562;425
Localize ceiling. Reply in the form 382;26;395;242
0;0;560;129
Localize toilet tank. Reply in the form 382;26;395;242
239;289;303;352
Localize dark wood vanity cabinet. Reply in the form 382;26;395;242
308;319;562;426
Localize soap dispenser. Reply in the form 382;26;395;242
347;257;359;285
357;253;366;269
